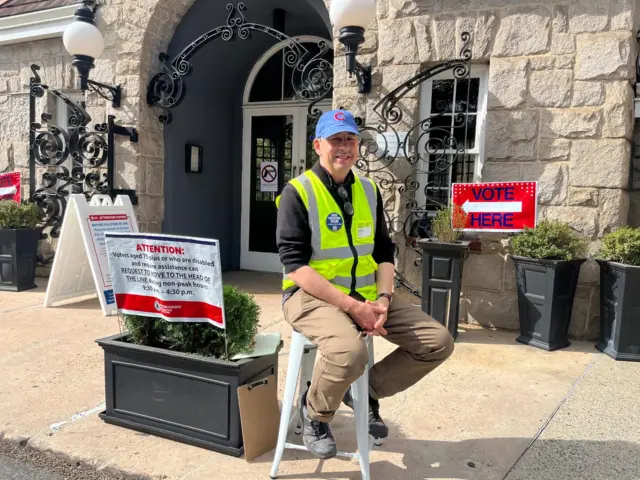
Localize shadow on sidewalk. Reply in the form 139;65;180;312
454;327;599;355
261;424;640;480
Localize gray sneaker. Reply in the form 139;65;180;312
299;385;337;459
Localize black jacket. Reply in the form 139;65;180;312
276;162;395;296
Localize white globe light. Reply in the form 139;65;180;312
329;0;376;30
63;21;104;59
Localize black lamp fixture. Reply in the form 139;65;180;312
330;0;375;94
63;0;121;107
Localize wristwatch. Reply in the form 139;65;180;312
377;292;392;303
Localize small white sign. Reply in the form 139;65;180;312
104;232;225;328
260;162;278;192
43;194;138;315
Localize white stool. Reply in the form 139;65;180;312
270;329;377;479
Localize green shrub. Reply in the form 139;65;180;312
511;220;589;261
597;227;640;266
122;284;261;359
0;201;41;229
430;204;468;243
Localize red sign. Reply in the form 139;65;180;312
452;182;538;232
0;172;20;203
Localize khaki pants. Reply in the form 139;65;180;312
283;289;454;423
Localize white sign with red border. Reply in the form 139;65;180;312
260;162;278;192
104;233;225;328
44;194;138;315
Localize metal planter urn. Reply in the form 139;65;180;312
96;333;279;456
596;261;640;361
418;238;470;340
511;256;585;351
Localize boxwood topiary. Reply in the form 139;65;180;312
122;284;261;359
511;220;589;261
597;227;640;266
0;200;41;229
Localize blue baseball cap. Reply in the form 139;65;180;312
315;109;360;139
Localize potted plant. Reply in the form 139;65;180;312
0;200;42;292
595;226;640;361
96;284;280;456
510;220;589;351
418;205;469;340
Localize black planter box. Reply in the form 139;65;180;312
96;333;280;456
0;228;41;292
596;260;640;362
418;239;469;340
512;256;585;351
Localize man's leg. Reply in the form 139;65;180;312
282;289;370;458
369;294;455;401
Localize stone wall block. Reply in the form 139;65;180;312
529;56;555;71
377;0;389;19
487;57;528;109
521;162;568;205
569;285;591;339
388;0;442;18
568;186;599;206
412;17;435;63
481;161;521;182
485;110;539;160
462;252;504;290
503;255;517;291
628;192;640;227
381;65;421;98
553;5;569;33
602;103;633;139
146;160;164;195
378;19;419;65
465;289;519;330
598;188;630;236
443;0;477;10
539;205;598;238
570;139;630;188
575;32;634;80
493;6;552;57
539;108;601;139
473;10;499;59
554;54;574;69
604;80;634;106
538;139;571;161
572;81;604;106
115;154;144;191
137;195;164;224
610;0;633;30
16;39;61;62
528;70;573;107
569;0;610;33
433;14;458;60
551;33;576;54
584;287;600;341
578;258;600;285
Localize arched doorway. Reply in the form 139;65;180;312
153;0;332;272
240;36;333;272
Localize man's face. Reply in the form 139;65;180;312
314;132;359;172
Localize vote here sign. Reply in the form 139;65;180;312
452;181;538;232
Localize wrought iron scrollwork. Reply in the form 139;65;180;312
28;64;138;261
146;2;333;124
355;32;474;297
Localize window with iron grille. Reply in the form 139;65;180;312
416;65;489;211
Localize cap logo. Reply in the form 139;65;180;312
334;111;346;121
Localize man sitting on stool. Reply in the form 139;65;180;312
275;109;454;459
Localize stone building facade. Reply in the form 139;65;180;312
1;0;639;339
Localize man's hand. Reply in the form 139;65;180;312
365;297;389;336
346;300;388;334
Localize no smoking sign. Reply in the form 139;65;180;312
260;162;278;193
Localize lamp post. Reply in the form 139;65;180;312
63;0;121;107
330;0;376;94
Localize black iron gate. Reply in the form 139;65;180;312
28;64;138;264
143;2;475;298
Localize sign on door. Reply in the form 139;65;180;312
260;162;278;192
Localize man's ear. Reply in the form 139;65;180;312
313;137;322;155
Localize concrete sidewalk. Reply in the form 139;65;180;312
0;272;637;479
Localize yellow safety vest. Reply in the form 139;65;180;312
275;169;379;301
